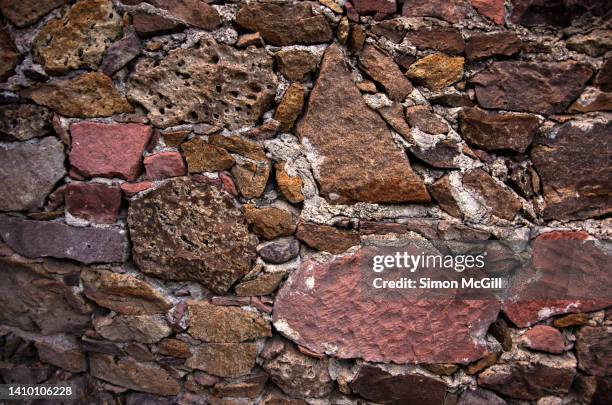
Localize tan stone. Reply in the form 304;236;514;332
406;53;464;90
244;205;297;240
275;162;304;204
157;338;191;358
235;272;286;297
35;337;86;373
231;160;271;198
274;83;305;131
188;301;271;342
93;314;172;344
186;343;258;378
208;135;266;161
276;49;320;81
182;137;235;173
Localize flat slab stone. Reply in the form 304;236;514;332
0;0;69;27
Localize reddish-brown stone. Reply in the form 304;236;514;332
351;0;397;20
577;326;612;376
186;343;258;378
0;0;69;27
402;0;470;23
131;11;185;38
466;32;522;61
595;58;612;92
429;176;462;218
463;168;522;220
126;0;220;30
121;181;153;197
510;0;611;27
371;19;406;43
65;182;122;224
69;122;152;181
359;45;413;101
295;222;360;254
143;151;186;180
520;325;565;354
405;27;465;55
0;28;21;81
471;0;505;24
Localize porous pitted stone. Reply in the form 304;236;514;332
187;301;271;342
576;326;612;376
359;45;413;101
32;0;123;74
235;272;286;297
127;34;277;129
186;343;258;378
93;314;172;343
402;0;470;23
406;53;464;90
65;182;122;224
182;137;235;173
510;0;611;27
69;121;152;181
520;325;565;354
273;247;501;364
405;27;465;55
231;160;271;198
466;32;522;61
296;44;429;204
463;168;522;220
143;151;186;180
295;222;360;254
81;269;171;315
274;83;305;132
470;61;593;114
235;2;333;46
244;205;297;240
275;162;304;204
0;137;66;212
276;49;320;81
459;107;540;152
0;217;128;264
0;0;69;27
531;116;611;220
0;28;21;80
0;104;53;141
20;72;133;117
128;177;257;294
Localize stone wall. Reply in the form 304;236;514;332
0;0;610;404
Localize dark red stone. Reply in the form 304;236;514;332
510;0;611;27
466;32;522;61
65;182;122;224
520;325;565;354
470;0;505;24
405;27;465;55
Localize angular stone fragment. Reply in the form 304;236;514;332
188;301;271;342
81;269;171;315
359;45;413;101
406;53;464;90
121;181;153;197
471;0;505;24
231;160;271;198
235;272;286;297
35;337;86;373
182;137;235;173
554;313;589;328
520;325;564;354
275;162;304;204
128;177;257;294
257;238;300;264
351;364;447;405
0;104;53;141
264;345;332;399
411;138;462;169
352;0;397;19
297;45;428;203
378;102;412;139
595;58;612;92
569;87;612;113
65;182;122;224
101;32;142;75
466;32;522;61
90;353;180;396
0;256;92;335
274;247;501;363
458;388;506;405
21;72;133;117
32;0;122;74
405;105;449;134
0;28;21;80
131;11;184;38
186;343;257;378
470;61;592;114
157;338;190;358
0;218;127;264
510;0;611;27
69;122;151;181
236;32;264;48
577;326;612;376
93;314;171;343
0;137;65;212
429;175;462;218
276;49;320;81
405;27;465;55
235;2;333;46
244;205;296;240
459;107;539;152
463;168;522;220
295;222;360;254
209;134;266;161
0;0;69;27
274;83;305;132
131;0;221;30
402;0;470;23
143;151;186;180
348;24;366;53
531;116;611;220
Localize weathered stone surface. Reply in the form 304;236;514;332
378;102;412;139
0;218;127;264
70;122;151;181
235;2;333;46
348;24;366;53
478;355;577;400
101;32;142;75
577;326;612;376
429;175;462;218
81;269;171;315
188;301;271;342
143;151;186;180
65;182;122;224
0;0;68;27
274;83;305;132
0;28;21;80
0;137;66;212
90;353;180;395
567;29;612;57
411;138;462;169
244;205;296;240
263;345;332;399
21;72;133;117
128;177;257;294
458;388;506;405
0;104;53;141
359;45;413;101
121;181;153;197
402;0;470;23
470;61;593;114
296;222;360;254
257;238;300;264
275;49;319;81
261;390;307;405
569;87;612;113
466;32;522;61
232;161;271;198
352;0;397;19
471;0;505;24
131;11;184;38
553;313;589;328
405;105;449;134
350;364;447;405
235;272;286;297
157;338;190;358
32;0;122;74
371;19;406;43
35;336;86;373
459;107;540;152
595;58;612;92
0;256;92;335
236;32;264;48
132;0;221;30
275;163;304;204
128;34;277;129
510;0;611;27
209;135;266;161
406;53;464;90
521;325;565;354
186;343;258;378
405;27;465;55
93;314;171;343
463;169;522;220
273;247;500;363
182;137;235;173
531;116;611;220
297;45;429;203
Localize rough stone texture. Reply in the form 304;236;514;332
0;0;69;27
352;0;397;20
132;0;221;30
274;83;305;132
235;2;333;46
235;272;286;297
100;32;142;76
520;325;565;354
576;326;612;376
471;0;505;24
459;107;540;152
90;353;180;395
458;388;507;405
402;0;470;23
244;205;296;240
405;27;465;55
187;301;271;343
35;337;87;373
81;269;171;315
21;72;133;117
128;34;277;129
359;45;413;101
569;87;612;113
351;364;447;405
128;177;257;294
429;175;462;218
406;53;464;90
379;103;413;138
510;0;611;27
263;345;332;399
463;168;522;220
0;28;21;80
470;61;593;114
186;343;258;378
595;58;612;91
131;11;184;38
0;217;127;264
531;116;611;220
275;49;320;81
232;161;271;198
70;122;152;181
0;104;53;141
405;105;448;134
257;238;300;264
143;151;186;180
297;44;429;203
275;162;304;204
466;32;522;61
182;137;235;173
32;0;123;74
274;247;501;364
209;135;266;161
295;222;360;254
93;314;171;343
65;183;122;224
0;137;66;212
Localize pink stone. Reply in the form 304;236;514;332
470;0;505;24
69;122;152;181
520;325;565;354
65;182;122;224
219;171;238;196
121;181;153;197
143;151;186;180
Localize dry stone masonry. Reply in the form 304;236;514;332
0;0;610;404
